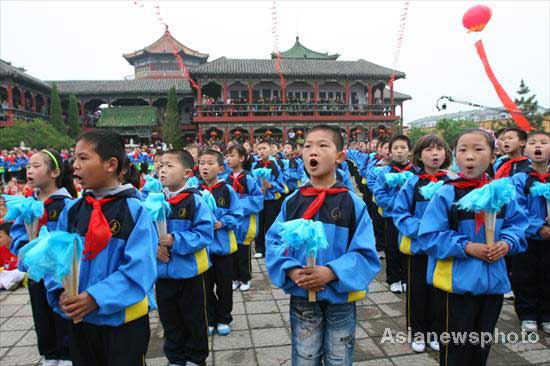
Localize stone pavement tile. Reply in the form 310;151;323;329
251;327;290;347
503;338;547;353
276;298;289;307
212;330;252;351
391;353;439;366
16;329;37;347
355;324;368;339
232;302;246;315
518;349;550;364
2;345;41;366
393;316;407;329
356;297;373;306
231;314;249;331
145;356;168;366
215;348;257;365
271;288;288;300
0;330;26;347
1;317;34;331
12;305;32;318
486;344;528;366
368;281;387;293
248;313;284;329
361;319;401;338
356;305;383;322
354;359;394;366
378;303;404;318
0;305;23;318
0;295;29;306
254;345;291;366
233;290;243;303
538;334;550;347
242;290;273;302
278;304;289;315
353;338;385;361
245;300;278;315
281;311;290;325
0;347;9;358
376;335;416;357
368;292;402;305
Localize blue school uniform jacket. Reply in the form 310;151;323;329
251;159;285;201
158;188;214;279
265;182;380;304
226;172;264;245
417;181;528;295
202;182;243;256
10;188;73;272
392;173;450;255
372;162;418;218
512;169;550;240
47;187;158;327
336;168;354;191
285;157;307;192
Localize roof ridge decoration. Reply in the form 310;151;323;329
272;36;339;60
123;30;209;61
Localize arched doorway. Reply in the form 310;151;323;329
203;127;224;144
111;98;148;107
202;82;222;100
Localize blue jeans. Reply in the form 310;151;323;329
290;296;356;366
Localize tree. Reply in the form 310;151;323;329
514;79;543;130
162;87;184;149
0;119;74;150
67;94;81;137
49;82;65;133
435;119;478;148
407;126;427;146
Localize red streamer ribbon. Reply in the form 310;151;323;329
475;40;532;132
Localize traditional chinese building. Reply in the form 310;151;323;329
1;30;411;143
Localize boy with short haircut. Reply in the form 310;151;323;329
185;144;201;178
199;150;243;336
512;131;550;334
373;135;417;293
494;127;530;178
50;130;158;366
266;125;380;365
251;141;285;258
157;149;215;366
283;142;307;193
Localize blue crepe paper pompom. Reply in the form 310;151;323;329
420;181;445;200
384;171;414;188
456;178;516;213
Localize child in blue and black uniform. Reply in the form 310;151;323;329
226;144;263;292
494;127;529;178
48;130;158;366
392;134;452;353
10;148;77;366
266;125;380;366
511;131;550;335
157;150;214;366
418;129;528;366
199;149;243;336
373;135;417;293
251;141;285;258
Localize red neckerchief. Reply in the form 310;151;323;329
529;171;550;183
374;154;382;161
391;162;414;173
37;198;54;232
230;172;246;195
450;173;490;233
299;186;349;219
495;156;529;179
83;196;119;260
167;192;191;206
200;182;224;193
417;171;447;183
258;160;274;168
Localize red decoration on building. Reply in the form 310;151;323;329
462;4;492;32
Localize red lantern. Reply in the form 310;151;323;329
296;129;303;135
210;131;217;137
354;129;361;135
463;4;492;32
234;130;242;136
265;129;273;136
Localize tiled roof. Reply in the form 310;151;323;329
123;29;208;62
273;36;339;60
191;57;405;79
0;59;51;90
97;106;157;127
384;88;411;101
50;79;192;95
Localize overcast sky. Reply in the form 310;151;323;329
1;0;548;123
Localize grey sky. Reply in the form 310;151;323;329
1;0;548;124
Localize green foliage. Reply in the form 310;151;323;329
49;82;65;133
0;119;74;150
407;126;428;146
67;95;81;137
514;79;543;130
162;87;184;149
434;119;479;148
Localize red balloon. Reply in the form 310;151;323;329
463;4;492;32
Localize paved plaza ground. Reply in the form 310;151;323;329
1;258;550;366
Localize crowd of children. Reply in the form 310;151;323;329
0;125;548;366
